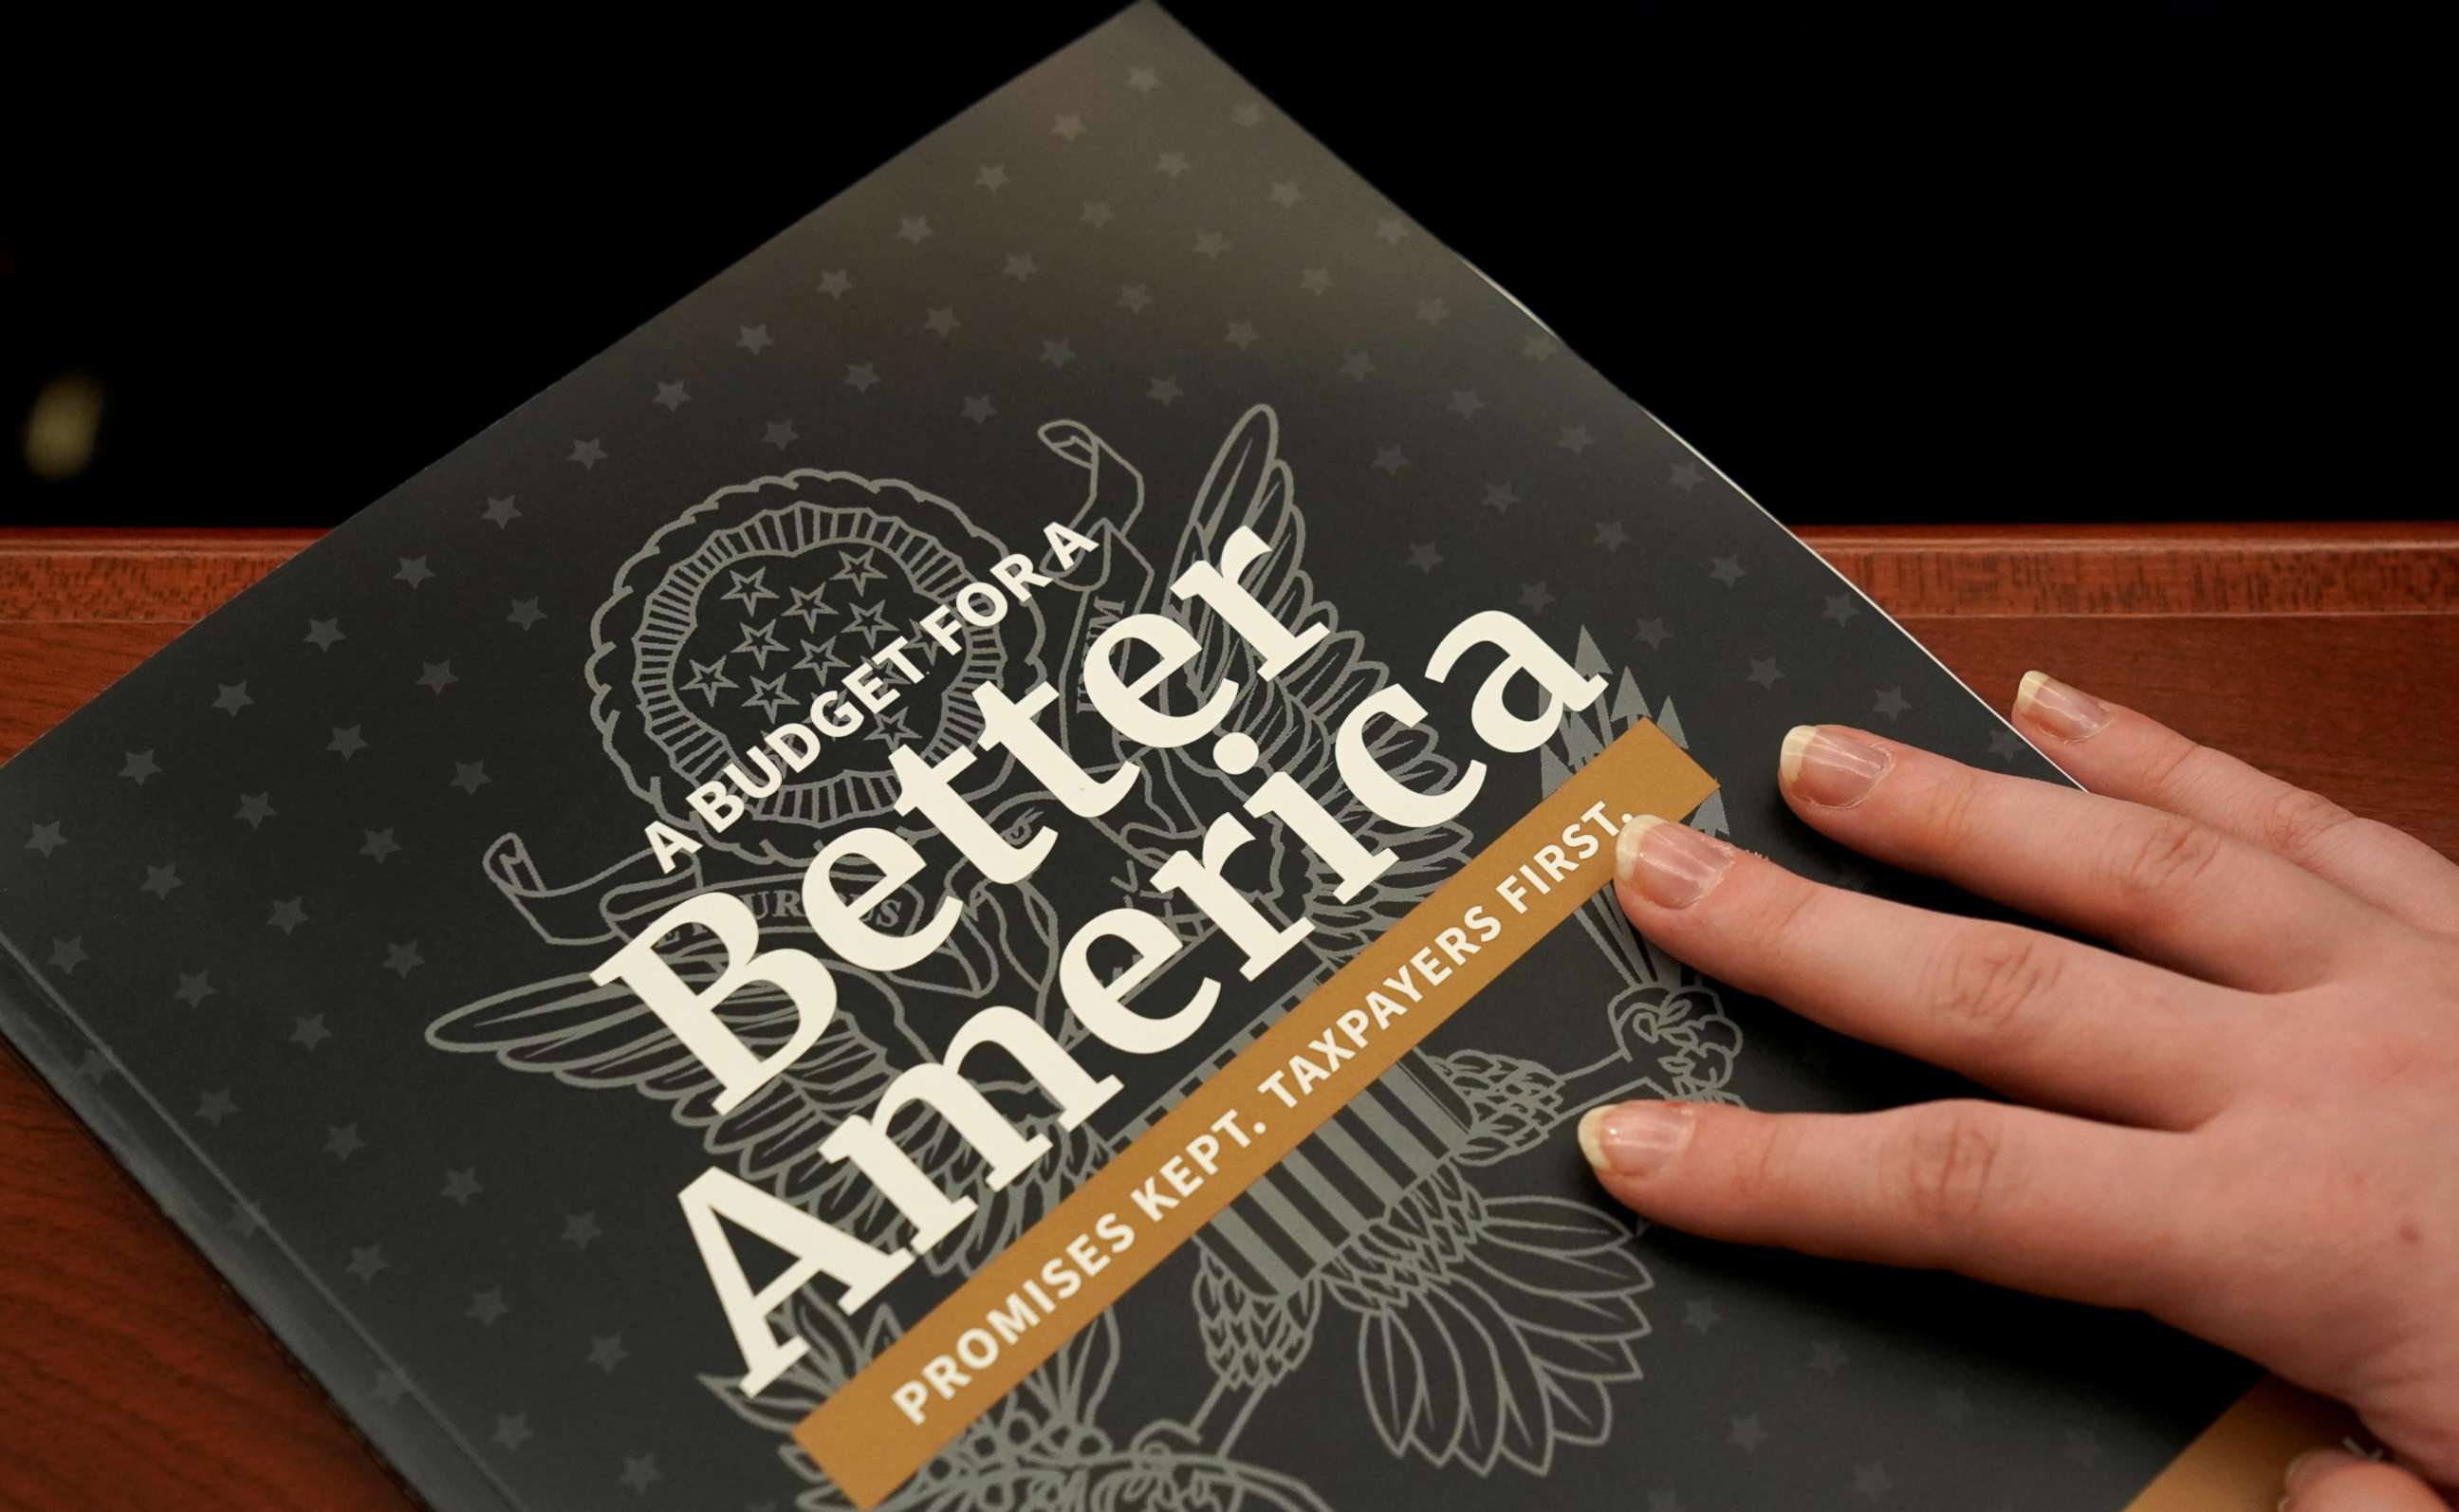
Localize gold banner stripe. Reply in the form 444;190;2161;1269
794;721;1717;1507
2121;1376;2364;1510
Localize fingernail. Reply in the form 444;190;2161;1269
2280;1447;2361;1507
1578;1101;1696;1179
1780;725;1894;807
1615;814;1734;908
2015;670;2111;741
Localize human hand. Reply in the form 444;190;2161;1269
1581;672;2458;1504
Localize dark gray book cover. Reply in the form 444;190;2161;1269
0;7;2246;1508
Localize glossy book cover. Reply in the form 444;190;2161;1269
0;8;2255;1508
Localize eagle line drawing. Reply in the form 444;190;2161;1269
428;404;1745;1509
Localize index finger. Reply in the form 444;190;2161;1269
1578;1097;2203;1315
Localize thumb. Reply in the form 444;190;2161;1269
2283;1449;2449;1511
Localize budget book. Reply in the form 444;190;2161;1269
0;7;2277;1509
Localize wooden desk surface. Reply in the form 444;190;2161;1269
0;524;2452;1510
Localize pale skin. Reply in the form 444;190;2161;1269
1583;673;2458;1509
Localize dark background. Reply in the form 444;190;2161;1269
1;6;2428;527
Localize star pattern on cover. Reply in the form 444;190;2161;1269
0;33;2103;1510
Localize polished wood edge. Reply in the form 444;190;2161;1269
0;525;2452;622
1811;524;2459;618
